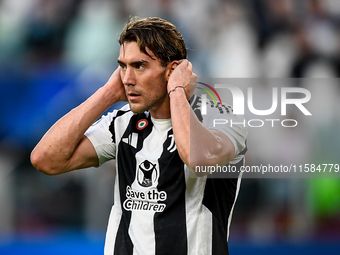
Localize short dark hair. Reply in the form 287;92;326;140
118;17;187;67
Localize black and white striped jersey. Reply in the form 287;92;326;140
85;95;247;255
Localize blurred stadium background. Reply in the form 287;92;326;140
1;0;340;254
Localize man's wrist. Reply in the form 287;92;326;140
100;85;122;107
168;86;188;99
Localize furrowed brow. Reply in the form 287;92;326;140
117;59;149;68
117;60;125;66
130;60;148;67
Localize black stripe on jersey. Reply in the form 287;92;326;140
113;226;133;255
154;128;187;255
114;112;154;255
203;177;237;255
194;108;203;123
203;159;244;255
190;94;200;109
212;218;230;255
109;109;131;143
190;95;204;122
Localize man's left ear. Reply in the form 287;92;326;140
166;61;179;81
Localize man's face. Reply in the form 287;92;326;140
118;42;170;117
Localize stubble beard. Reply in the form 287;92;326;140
129;73;168;114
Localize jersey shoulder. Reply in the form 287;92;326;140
190;94;234;122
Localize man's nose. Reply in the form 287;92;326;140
122;67;135;86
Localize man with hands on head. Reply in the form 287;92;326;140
31;17;247;255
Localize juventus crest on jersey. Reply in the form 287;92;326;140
85;95;247;255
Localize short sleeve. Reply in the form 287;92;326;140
202;101;248;163
84;111;117;166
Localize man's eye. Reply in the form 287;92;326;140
137;65;144;70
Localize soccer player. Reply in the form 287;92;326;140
31;17;247;255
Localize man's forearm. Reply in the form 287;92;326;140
169;87;191;167
170;89;235;176
31;85;120;174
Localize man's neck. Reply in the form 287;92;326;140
149;96;171;119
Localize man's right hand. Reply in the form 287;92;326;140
105;67;128;103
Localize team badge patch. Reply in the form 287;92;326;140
137;160;158;187
136;119;148;130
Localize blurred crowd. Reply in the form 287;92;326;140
1;0;340;244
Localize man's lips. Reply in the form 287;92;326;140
127;92;141;100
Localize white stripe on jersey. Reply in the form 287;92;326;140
184;169;213;255
103;109;134;255
199;206;213;255
129;118;172;255
104;190;121;254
